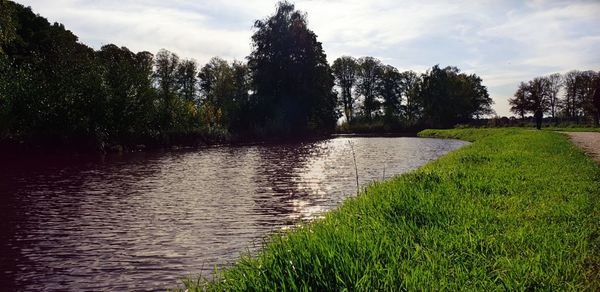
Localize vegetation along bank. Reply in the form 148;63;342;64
180;128;599;291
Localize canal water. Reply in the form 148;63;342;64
0;137;467;291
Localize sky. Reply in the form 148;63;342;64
14;0;600;116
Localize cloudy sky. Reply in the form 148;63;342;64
14;0;600;116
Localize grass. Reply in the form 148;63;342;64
181;128;600;291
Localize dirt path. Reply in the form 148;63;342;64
563;132;600;163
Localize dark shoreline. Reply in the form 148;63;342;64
332;131;420;138
0;131;421;160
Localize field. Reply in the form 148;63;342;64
182;128;600;291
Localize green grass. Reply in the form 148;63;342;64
182;128;600;291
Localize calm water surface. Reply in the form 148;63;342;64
0;137;467;291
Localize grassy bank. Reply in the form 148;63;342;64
182;128;599;290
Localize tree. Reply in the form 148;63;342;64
355;56;382;120
176;59;198;102
229;60;251;133
199;57;231;105
526;77;550;130
97;44;156;143
466;74;494;118
0;0;17;54
562;70;584;120
153;49;181;130
593;72;600;126
509;82;529;120
400;71;422;126
544;73;562;121
561;70;598;124
577;71;599;124
418;65;492;127
377;65;404;122
0;0;16;136
133;50;159;135
419;65;456;127
247;1;337;136
332;56;357;124
198;57;251;133
509;77;550;129
1;1;242;148
2;3;105;145
199;57;234;128
154;49;180;100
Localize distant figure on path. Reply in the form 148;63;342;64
534;110;543;130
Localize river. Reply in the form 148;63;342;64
0;136;467;291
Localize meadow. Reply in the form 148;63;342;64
182;128;600;291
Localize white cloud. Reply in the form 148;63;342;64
13;0;600;116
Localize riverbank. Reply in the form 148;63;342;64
181;128;599;290
0;131;336;157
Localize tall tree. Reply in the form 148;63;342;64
544;73;562;120
419;65;491;127
4;2;104;145
153;49;180;130
97;44;156;143
356;56;382;120
1;1;246;148
561;70;599;124
133;50;158;135
332;56;357;124
198;58;250;133
577;71;599;124
400;71;422;126
509;82;529;120
154;49;180;101
228;60;251;133
199;57;231;104
176;59;198;102
199;57;234;128
593;72;600;126
419;65;454;127
562;70;584;120
248;1;337;136
377;65;404;122
466;74;494;118
0;0;17;53
0;0;16;136
526;77;550;130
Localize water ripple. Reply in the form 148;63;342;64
0;137;467;291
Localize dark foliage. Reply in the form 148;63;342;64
247;1;338;137
1;0;501;151
418;65;493;128
509;70;600;128
331;56;357;124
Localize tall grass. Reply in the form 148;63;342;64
182;128;599;291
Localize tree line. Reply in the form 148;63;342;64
332;57;493;130
0;1;494;151
508;71;600;129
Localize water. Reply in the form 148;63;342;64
0;137;467;291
